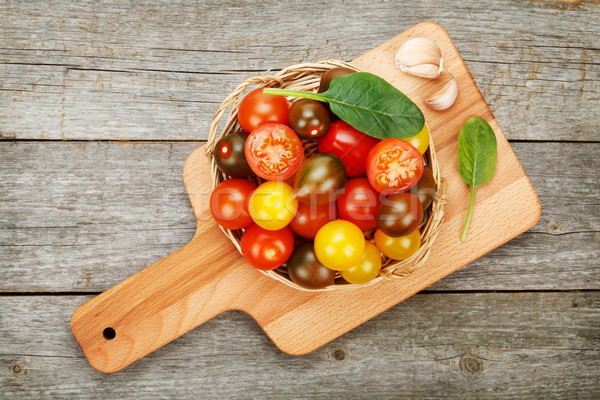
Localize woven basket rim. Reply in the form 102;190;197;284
205;59;447;292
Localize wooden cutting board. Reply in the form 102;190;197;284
71;22;541;374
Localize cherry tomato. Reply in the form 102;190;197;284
238;88;289;133
314;220;365;271
367;138;424;195
318;67;356;93
245;123;304;180
241;224;294;270
404;124;430;155
289;202;337;238
288;99;331;140
294;153;347;205
337;177;381;231
318;67;357;119
341;242;382;284
409;166;436;210
210;179;257;230
318;121;379;177
248;181;298;230
378;193;423;237
374;228;421;260
286;243;336;289
214;131;252;178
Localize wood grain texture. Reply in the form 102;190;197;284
4;293;600;399
1;0;598;141
1;141;598;292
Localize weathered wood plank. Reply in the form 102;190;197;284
1;293;598;399
1;0;598;141
1;141;598;292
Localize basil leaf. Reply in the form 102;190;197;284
263;72;424;140
457;117;497;241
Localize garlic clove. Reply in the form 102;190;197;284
395;37;443;79
400;64;443;79
425;78;458;111
396;37;442;67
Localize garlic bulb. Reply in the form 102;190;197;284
425;78;458;110
395;37;443;79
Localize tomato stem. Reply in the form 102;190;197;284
263;88;327;103
461;185;476;242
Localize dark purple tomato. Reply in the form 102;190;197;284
293;153;347;205
318;67;357;93
214;131;253;178
286;243;336;289
318;67;357;120
378;193;423;237
409;166;436;209
288;99;331;140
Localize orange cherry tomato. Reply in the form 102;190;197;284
341;241;382;284
374;228;421;260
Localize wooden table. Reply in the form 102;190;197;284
1;1;598;398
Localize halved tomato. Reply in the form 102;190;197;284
366;139;424;195
244;123;304;180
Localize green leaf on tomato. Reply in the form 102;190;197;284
263;72;424;140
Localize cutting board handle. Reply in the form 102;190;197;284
71;235;245;373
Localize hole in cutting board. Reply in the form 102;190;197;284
103;327;116;340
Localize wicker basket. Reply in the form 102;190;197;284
205;60;447;291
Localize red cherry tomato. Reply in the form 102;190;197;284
238;88;289;133
289;202;337;238
210;179;257;230
337;177;381;231
318;121;380;177
240;224;294;270
366;138;424;195
245;123;304;180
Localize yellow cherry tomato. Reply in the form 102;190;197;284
314;220;365;271
405;124;429;155
248;181;298;230
341;241;382;284
374;228;421;260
